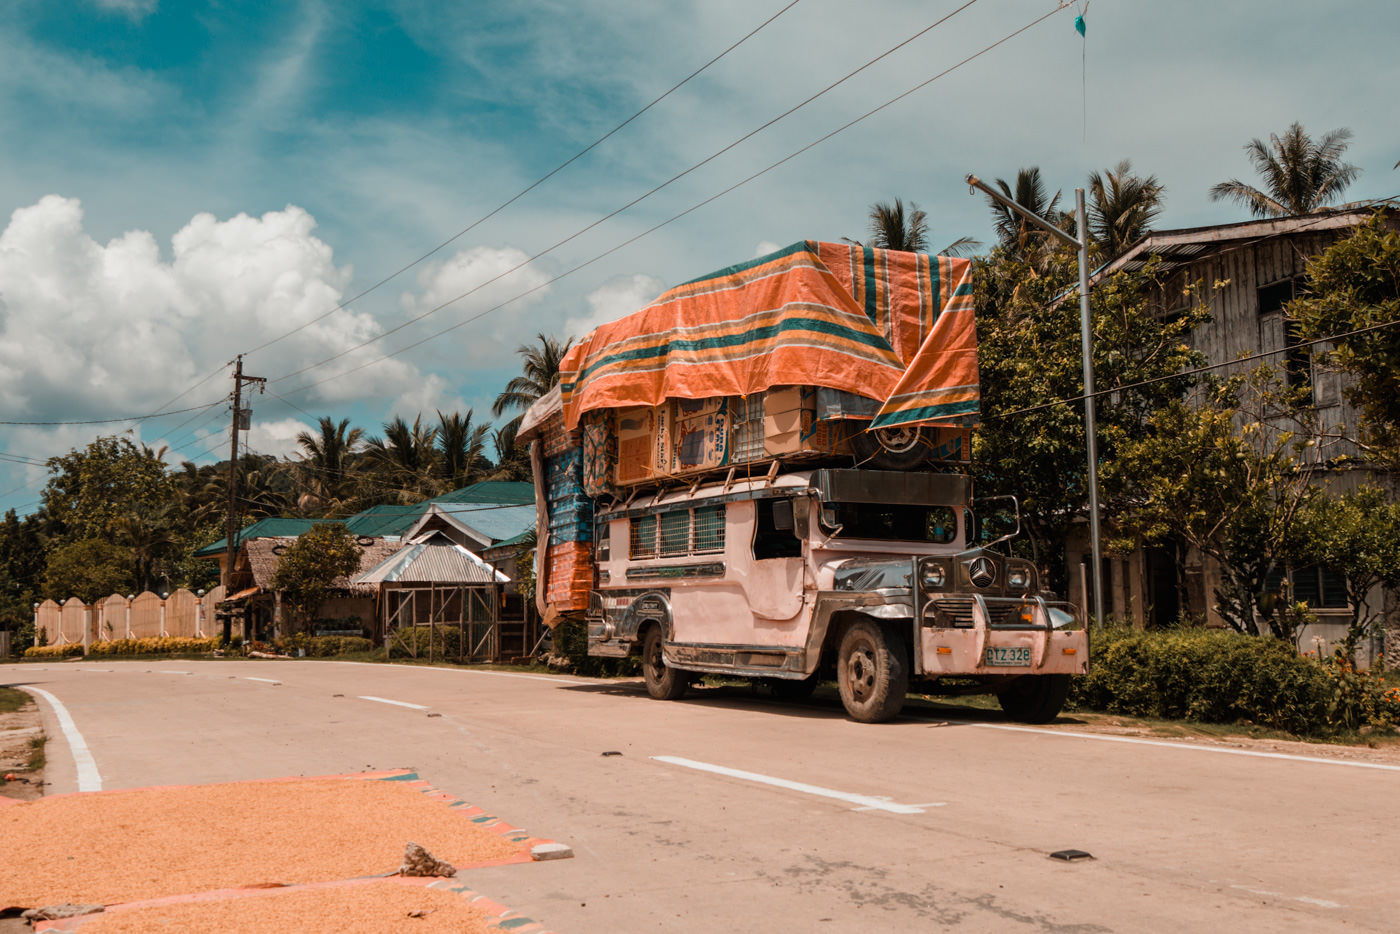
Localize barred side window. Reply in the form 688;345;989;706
630;514;657;558
693;505;726;554
659;511;690;557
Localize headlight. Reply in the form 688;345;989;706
1007;568;1030;591
919;561;946;591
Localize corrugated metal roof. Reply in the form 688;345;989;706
425;503;536;543
432;481;536;505
355;534;508;585
194;518;327;558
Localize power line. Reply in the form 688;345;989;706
241;0;806;360
276;2;1063;399
270;0;993;388
0;400;224;427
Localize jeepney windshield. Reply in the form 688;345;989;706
819;501;959;545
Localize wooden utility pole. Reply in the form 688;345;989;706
221;355;265;643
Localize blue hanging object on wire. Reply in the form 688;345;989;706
1074;13;1086;36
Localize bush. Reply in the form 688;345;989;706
24;643;83;659
1070;627;1397;736
279;633;375;657
387;625;464;659
87;637;222;657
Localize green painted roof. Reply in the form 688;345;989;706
194;484;536;559
194;517;330;558
432;481;535;505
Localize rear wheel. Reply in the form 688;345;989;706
642;626;688;700
836;620;909;722
997;674;1071;724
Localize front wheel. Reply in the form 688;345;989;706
835;620;909;722
642;626;688;700
997;674;1071;724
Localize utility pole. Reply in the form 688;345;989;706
222;354;265;644
965;174;1105;629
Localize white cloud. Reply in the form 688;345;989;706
753;240;780;258
0;196;437;473
245;417;311;459
566;273;666;339
398;245;553;368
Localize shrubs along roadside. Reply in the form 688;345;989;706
1070;627;1399;737
22;635;374;659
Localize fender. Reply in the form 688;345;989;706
588;588;673;657
801;591;915;677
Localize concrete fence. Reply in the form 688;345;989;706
33;586;228;647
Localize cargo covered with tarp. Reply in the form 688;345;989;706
557;240;979;432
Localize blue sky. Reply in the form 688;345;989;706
1;0;1397;516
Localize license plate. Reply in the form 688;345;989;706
984;645;1031;667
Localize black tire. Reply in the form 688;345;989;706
766;675;819;701
642;626;688;700
997;674;1071;724
851;425;929;471
835;620;909;722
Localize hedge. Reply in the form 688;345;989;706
1069;627;1399;736
23;637;223;658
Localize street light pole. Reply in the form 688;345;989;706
965;174;1105;628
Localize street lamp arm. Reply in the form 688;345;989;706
965;174;1081;249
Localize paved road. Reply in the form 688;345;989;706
10;659;1399;932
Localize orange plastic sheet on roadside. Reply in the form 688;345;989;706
556;240;979;432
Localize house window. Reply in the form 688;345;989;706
1264;564;1348;610
1258;278;1312;400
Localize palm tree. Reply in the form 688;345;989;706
987;168;1064;260
436;409;493;490
293;417;363;512
364;415;441;503
492;333;574;421
1087;159;1165;260
854;198;981;257
1209;122;1361;218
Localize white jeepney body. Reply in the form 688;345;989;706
586;468;1088;689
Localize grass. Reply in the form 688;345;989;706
0;686;31;715
27;734;45;771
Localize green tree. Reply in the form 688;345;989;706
1290;486;1400;658
293;416;364;513
0;509;44;647
436;409;493;490
1289;213;1400;468
491;333;574;425
985;167;1065;265
972;250;1207;589
853;197;980;256
41;539;133;603
1087;159;1164;260
1209;122;1361;218
363;415;441;504
1112;368;1324;639
268;523;364;632
42;435;173;542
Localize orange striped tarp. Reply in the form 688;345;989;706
557;241;978;431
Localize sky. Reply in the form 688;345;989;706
1;0;1397;517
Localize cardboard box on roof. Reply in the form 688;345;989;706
615;405;670;485
671;398;729;477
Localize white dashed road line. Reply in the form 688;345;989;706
244;677;282;685
652;755;943;815
357;695;429;710
21;686;102;792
